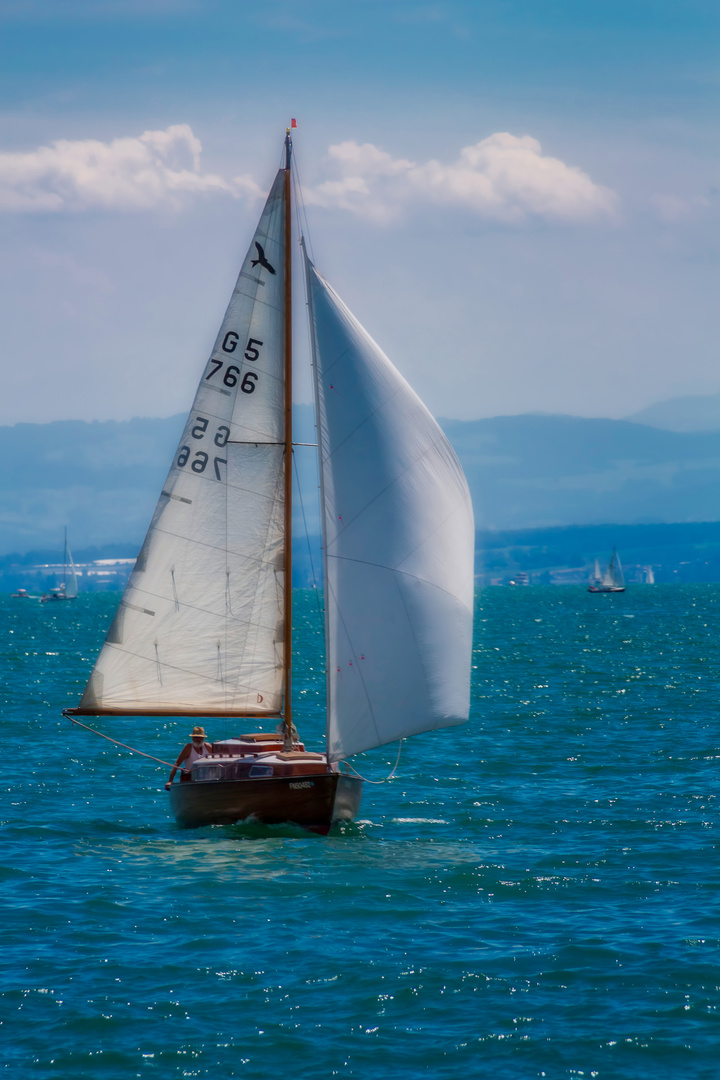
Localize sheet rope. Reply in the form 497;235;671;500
64;715;187;771
343;740;402;784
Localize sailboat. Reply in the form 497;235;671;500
41;528;79;602
645;566;655;584
587;547;626;593
64;130;475;834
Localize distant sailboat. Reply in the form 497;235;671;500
645;566;655;584
588;548;626;593
64;130;475;834
41;528;79;602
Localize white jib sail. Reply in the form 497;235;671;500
613;552;625;587
76;171;287;716
305;249;475;761
65;547;79;599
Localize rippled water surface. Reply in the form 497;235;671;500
2;586;720;1079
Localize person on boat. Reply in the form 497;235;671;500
165;726;212;789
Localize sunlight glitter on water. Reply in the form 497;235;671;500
2;587;720;1078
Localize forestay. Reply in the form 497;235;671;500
305;250;475;761
73;172;287;716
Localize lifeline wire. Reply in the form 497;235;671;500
64;715;186;772
344;740;403;784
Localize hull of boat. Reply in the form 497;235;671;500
169;772;363;834
588;586;626;593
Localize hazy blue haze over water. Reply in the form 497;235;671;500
2;587;720;1079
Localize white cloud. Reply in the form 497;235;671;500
0;124;262;213
650;193;710;223
306;134;617;224
0;125;615;224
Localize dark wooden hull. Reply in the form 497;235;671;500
169;772;364;834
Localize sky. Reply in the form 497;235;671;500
0;0;718;425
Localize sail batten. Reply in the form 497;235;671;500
75;171;288;718
304;247;475;762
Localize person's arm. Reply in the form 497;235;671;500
165;745;190;790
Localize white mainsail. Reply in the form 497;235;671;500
591;558;602;584
304;249;475;761
75;172;287;716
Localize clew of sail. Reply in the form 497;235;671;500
304;248;475;761
73;172;287;716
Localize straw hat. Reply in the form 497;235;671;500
189;726;207;739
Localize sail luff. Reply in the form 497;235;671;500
282;132;293;742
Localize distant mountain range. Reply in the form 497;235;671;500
5;403;720;555
625;391;720;433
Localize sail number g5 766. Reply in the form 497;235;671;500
204;336;263;394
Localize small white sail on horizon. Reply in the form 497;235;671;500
600;548;624;589
304;249;475;761
64;546;79;599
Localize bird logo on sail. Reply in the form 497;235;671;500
251;242;276;275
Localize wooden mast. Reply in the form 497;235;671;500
283;129;294;748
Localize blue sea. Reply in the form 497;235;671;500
2;586;720;1079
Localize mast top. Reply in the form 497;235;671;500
284;129;292;171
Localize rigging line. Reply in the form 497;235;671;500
293;449;323;619
298;235;326;626
291;156;315;264
64;716;185;771
343;740;403;784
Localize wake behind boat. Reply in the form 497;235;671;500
588;547;625;593
64;129;475;834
